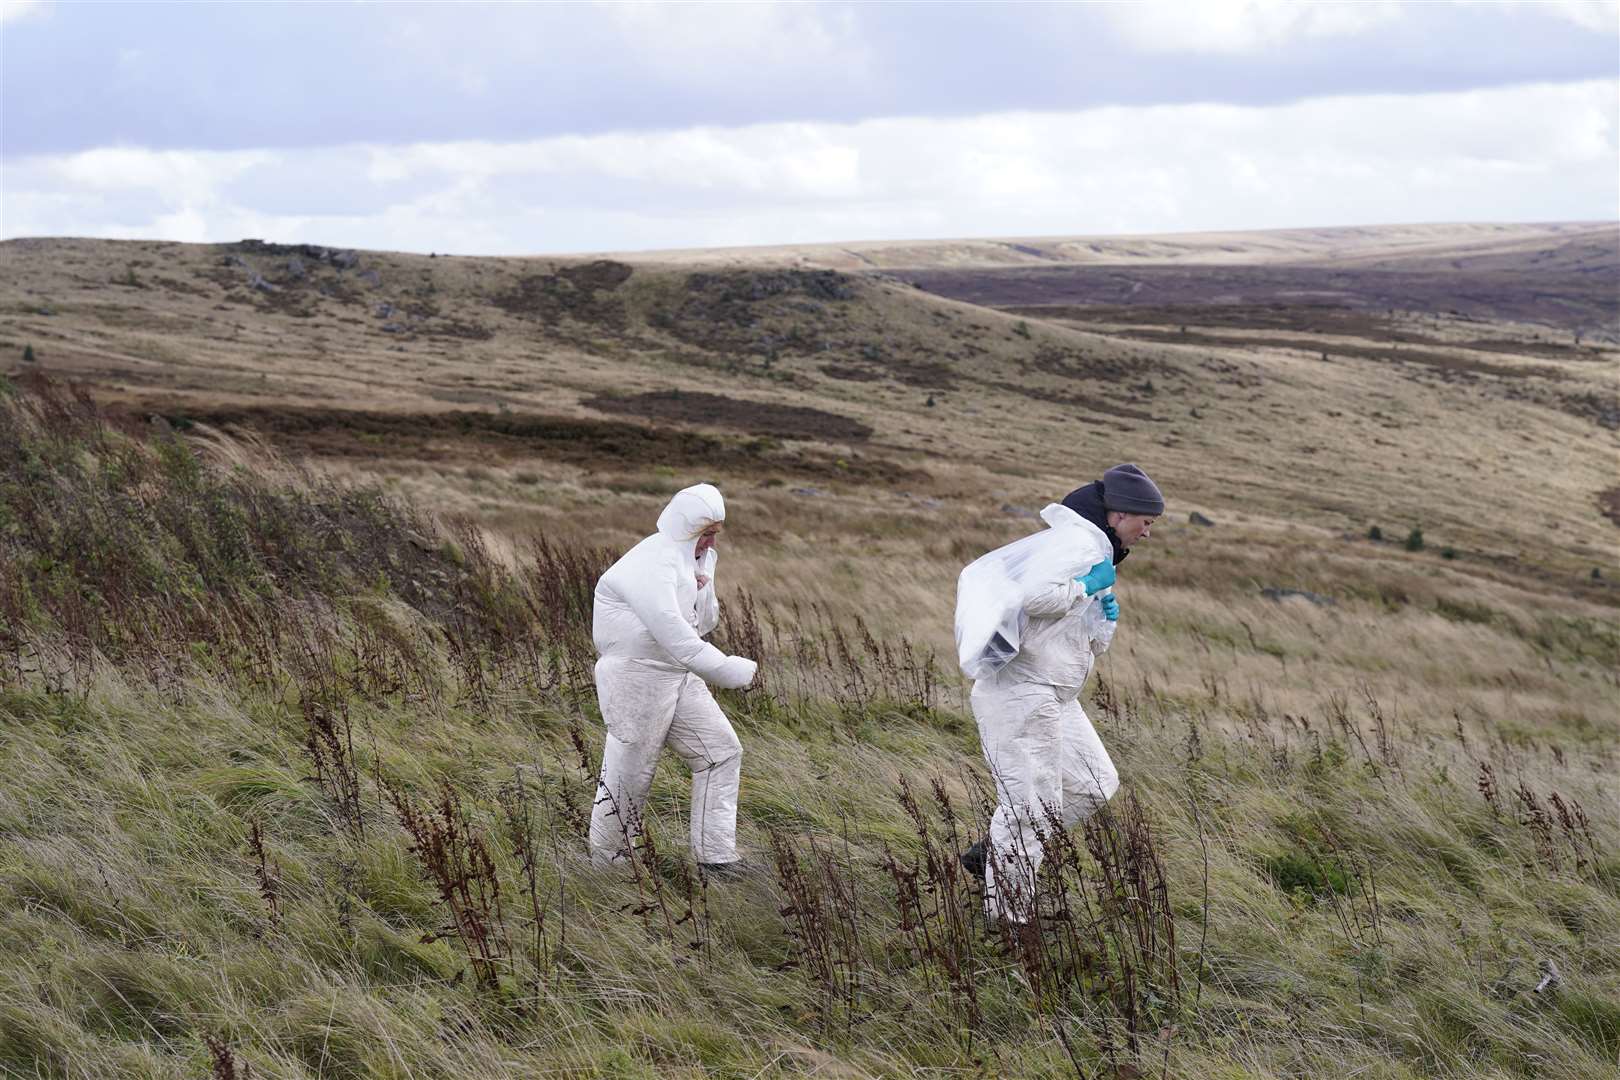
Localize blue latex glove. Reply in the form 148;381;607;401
1100;594;1120;622
1074;559;1116;596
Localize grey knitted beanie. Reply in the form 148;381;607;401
1100;463;1165;516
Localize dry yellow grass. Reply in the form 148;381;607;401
0;229;1616;1077
590;222;1617;272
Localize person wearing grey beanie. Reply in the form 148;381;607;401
1057;462;1163;565
953;463;1163;924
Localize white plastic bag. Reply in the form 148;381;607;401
954;504;1107;680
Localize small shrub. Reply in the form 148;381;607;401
1557;990;1620;1059
1262;850;1349;897
21;345;37;364
1012;320;1031;339
1367;525;1383;541
1305;738;1349;779
1435;597;1494;625
1404;526;1424;551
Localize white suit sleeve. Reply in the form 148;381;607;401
624;558;751;687
1021;576;1081;619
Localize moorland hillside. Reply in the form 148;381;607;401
0;226;1616;1078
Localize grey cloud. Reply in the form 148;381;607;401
5;80;1612;255
2;2;1615;155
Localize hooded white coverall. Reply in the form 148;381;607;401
588;484;757;867
955;503;1120;922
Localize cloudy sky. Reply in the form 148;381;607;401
1;1;1616;255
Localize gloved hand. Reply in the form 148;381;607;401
1099;594;1119;622
1074;559;1116;597
715;656;758;690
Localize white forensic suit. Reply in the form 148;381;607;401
588;484;757;867
955;503;1120;922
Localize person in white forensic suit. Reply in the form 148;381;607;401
587;483;758;874
953;463;1164;924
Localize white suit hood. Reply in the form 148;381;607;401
591;484;754;689
657;483;726;542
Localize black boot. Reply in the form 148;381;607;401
959;839;987;880
698;860;759;882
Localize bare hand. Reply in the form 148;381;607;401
696;574;711;590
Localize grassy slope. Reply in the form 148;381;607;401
0;232;1618;1078
0;234;1614;615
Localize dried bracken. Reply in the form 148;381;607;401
386;781;511;992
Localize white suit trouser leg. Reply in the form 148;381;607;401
589;672;742;866
972;679;1120;923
